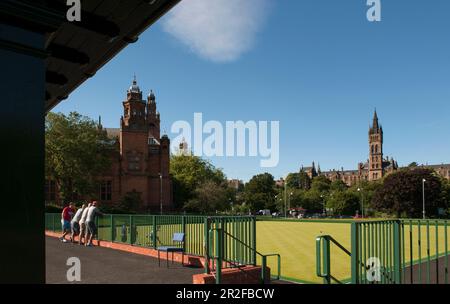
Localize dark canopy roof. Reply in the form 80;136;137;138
0;0;180;112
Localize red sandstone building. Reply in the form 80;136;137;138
46;78;172;211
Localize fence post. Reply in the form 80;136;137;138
215;228;223;284
129;215;133;245
323;237;331;284
204;217;210;274
261;255;267;284
152;215;157;248
182;215;186;252
351;222;360;284
110;214;114;242
252;217;257;266
393;220;402;284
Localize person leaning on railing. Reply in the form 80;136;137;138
85;201;104;247
59;202;75;243
78;202;92;245
70;203;86;243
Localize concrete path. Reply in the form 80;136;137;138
46;236;203;284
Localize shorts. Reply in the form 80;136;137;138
61;220;71;231
71;222;80;235
86;221;97;235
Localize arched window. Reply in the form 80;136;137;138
371;145;374;153
375;145;378;153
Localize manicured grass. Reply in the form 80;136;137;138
256;221;352;283
256;221;450;284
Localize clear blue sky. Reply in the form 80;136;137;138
52;0;450;182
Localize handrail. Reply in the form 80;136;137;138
208;227;281;284
316;235;352;284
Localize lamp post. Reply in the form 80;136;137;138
284;181;287;218
159;173;163;215
422;178;426;219
288;192;293;217
357;188;364;218
320;194;326;216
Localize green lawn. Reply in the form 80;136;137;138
256;221;450;284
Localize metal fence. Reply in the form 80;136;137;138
317;219;450;284
45;213;256;264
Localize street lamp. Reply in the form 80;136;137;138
357;188;364;218
284;180;287;218
422;178;426;219
320;194;326;216
288;192;293;217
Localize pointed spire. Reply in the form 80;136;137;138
372;108;379;129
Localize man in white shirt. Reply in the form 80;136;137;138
70;203;86;243
85;201;104;247
78;202;91;245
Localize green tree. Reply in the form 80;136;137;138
311;175;331;193
45;112;115;202
371;168;447;218
326;191;360;216
330;180;347;192
285;173;300;189
116;190;142;213
170;154;226;208
244;173;277;212
298;171;311;190
301;189;324;211
184;180;229;214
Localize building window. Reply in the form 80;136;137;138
100;181;112;201
45;180;56;202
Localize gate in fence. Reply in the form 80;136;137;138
316;219;449;284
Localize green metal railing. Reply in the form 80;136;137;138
316;219;450;284
207;227;281;284
316;235;352;284
45;213;255;259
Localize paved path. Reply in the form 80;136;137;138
402;255;449;284
46;236;203;284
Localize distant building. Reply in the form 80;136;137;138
301;110;450;186
176;137;191;156
228;179;243;191
275;178;285;188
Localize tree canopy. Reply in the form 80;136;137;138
243;173;277;212
371;168;447;218
170;154;230;212
45;112;115;203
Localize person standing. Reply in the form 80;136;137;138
70;203;86;243
78;202;91;245
85;201;104;247
59;202;75;243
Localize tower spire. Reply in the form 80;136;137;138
372;108;379;129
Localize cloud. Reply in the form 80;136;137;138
161;0;270;63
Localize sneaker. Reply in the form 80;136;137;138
59;237;64;241
62;239;68;243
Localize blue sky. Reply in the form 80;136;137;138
52;0;450;182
